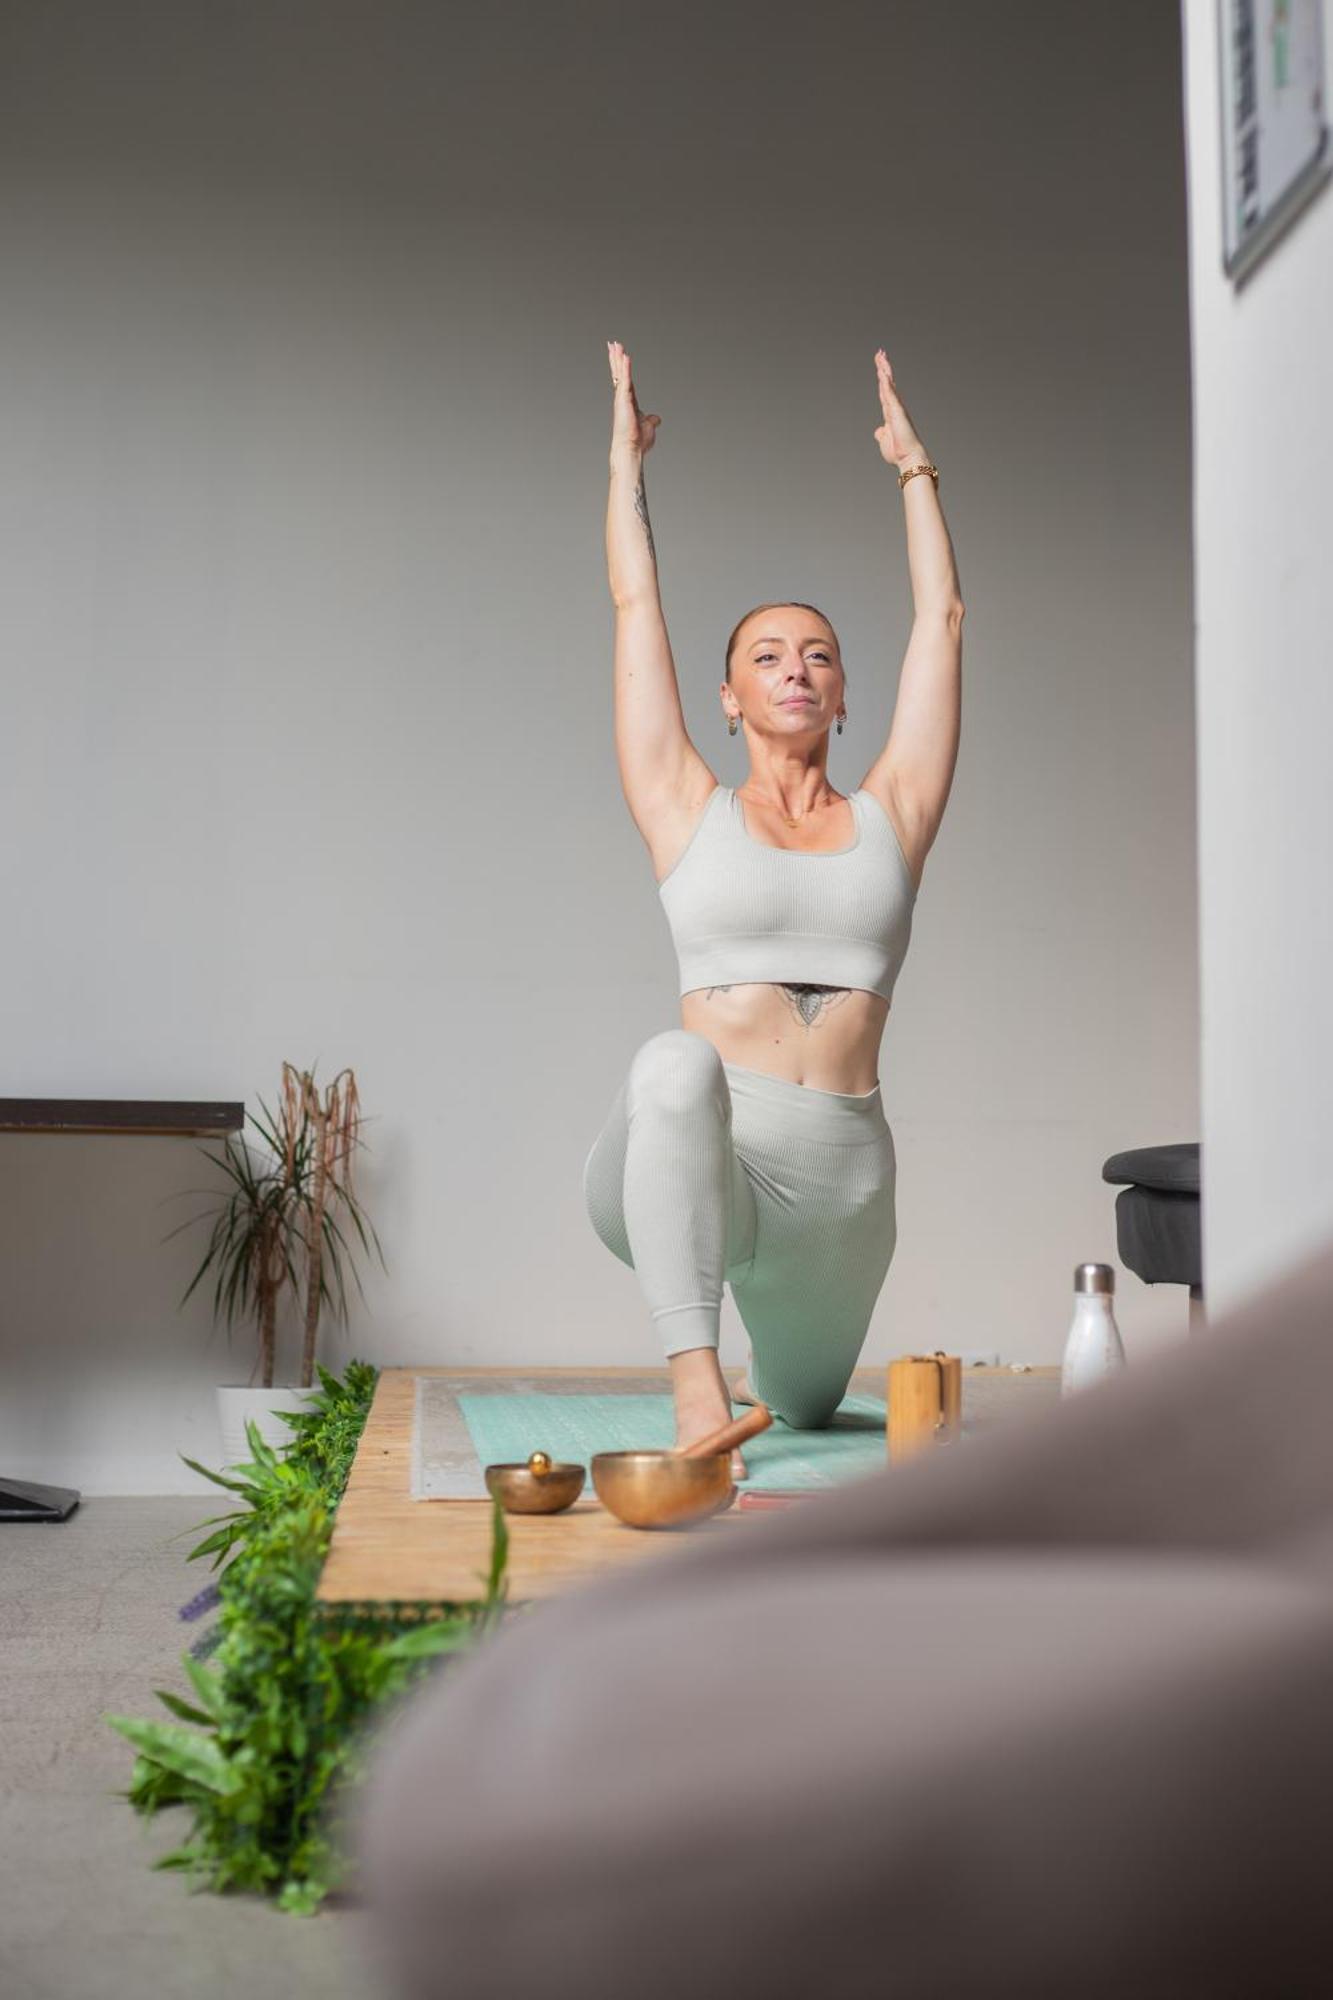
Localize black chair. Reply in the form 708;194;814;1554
1102;1141;1203;1333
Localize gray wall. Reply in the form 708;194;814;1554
0;1;1198;1491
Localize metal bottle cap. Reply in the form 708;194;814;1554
1074;1261;1116;1295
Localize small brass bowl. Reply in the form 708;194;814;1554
591;1448;736;1530
485;1457;586;1514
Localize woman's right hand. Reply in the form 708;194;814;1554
607;340;661;459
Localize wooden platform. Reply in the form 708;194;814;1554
316;1364;1062;1608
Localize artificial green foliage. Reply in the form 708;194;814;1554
105;1359;512;1914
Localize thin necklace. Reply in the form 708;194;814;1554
742;784;835;829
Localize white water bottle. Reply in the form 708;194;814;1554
1061;1262;1127;1395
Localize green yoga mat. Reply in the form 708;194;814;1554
456;1391;889;1494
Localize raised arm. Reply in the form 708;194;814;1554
858;347;965;865
605;341;710;828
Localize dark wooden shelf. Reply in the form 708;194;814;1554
0;1099;244;1138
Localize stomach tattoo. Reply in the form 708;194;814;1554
701;983;853;1029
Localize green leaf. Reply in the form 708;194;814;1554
380;1619;477;1664
484;1493;510;1606
178;1453;261;1497
185;1523;246;1565
180;1507;243;1535
105;1716;242;1796
243;1418;279;1471
181;1655;224;1721
278;1877;326;1915
153;1846;206;1873
153;1689;216;1727
122;1753;204;1813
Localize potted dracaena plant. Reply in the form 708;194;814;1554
165;1062;386;1464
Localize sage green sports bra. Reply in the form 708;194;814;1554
656;785;917;1002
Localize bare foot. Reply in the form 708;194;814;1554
730;1370;757;1407
674;1395;748;1480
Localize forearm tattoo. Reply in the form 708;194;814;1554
701;983;852;1028
633;470;657;565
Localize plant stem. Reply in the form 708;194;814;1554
259;1217;279;1389
301;1100;330;1390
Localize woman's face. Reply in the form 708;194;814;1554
728;609;843;733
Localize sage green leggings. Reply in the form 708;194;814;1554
582;1029;898;1429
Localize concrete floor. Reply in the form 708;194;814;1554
0;1498;390;2000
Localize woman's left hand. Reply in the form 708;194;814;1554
872;349;927;468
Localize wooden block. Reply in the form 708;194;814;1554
887;1353;963;1462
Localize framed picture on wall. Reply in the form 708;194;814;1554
1218;0;1330;284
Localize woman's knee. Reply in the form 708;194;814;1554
774;1389;847;1431
750;1351;854;1431
626;1029;726;1120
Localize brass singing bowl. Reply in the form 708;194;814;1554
485;1456;586;1513
591;1448;736;1530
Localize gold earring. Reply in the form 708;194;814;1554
837;713;846;735
727;716;739;736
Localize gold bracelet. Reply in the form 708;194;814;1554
899;460;939;490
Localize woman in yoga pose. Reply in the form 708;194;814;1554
583;339;964;1475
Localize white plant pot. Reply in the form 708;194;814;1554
215;1385;320;1469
